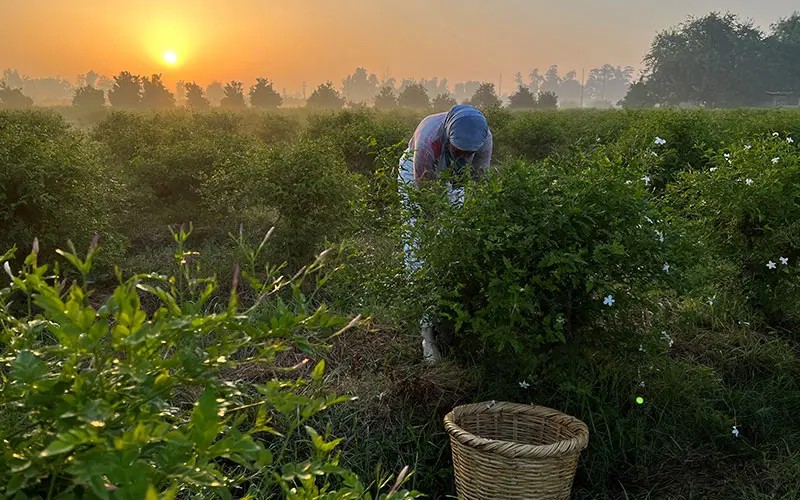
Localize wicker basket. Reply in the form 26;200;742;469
444;401;589;499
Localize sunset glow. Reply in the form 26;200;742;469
0;1;796;94
163;51;178;65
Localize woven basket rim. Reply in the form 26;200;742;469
443;401;589;459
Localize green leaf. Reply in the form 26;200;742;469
305;426;342;455
39;439;74;457
145;485;159;500
11;350;48;384
190;387;221;450
311;359;325;381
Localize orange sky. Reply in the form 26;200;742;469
2;1;796;92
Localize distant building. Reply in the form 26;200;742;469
766;91;799;108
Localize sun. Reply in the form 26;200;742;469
163;50;178;65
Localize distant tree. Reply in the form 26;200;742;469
514;72;525;89
184;82;210;110
175;80;186;105
536;91;558;109
540;65;561;94
0;82;34;109
373;86;398;109
641;13;767;107
15;77;72;105
77;70;101;88
206;81;225;107
419;77;449;98
306;82;345;108
108;71;142;109
469;82;502;108
2;69;24;89
527;68;545;95
72;85;105;110
249;78;283;109
768;13;800;92
342;67;379;105
619;80;656;108
142;74;175;109
453;81;481;103
508;85;537;108
398;83;430;109
584;65;633;106
378;75;396;90
432;92;457;112
558;70;584;106
96;75;114;92
220;81;246;109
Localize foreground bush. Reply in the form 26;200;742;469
408;152;672;376
0;232;419;499
92;111;261;242
668;131;800;329
0;110;123;265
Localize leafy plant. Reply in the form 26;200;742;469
407;150;672;376
0;232;420;499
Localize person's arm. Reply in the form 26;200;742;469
471;130;493;181
413;146;437;186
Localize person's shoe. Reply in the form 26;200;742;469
421;325;442;364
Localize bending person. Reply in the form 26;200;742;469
398;104;493;363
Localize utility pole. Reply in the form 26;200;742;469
302;81;306;100
498;73;502;98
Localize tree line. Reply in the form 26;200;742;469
623;11;800;108
1;70;560;111
4;10;799;111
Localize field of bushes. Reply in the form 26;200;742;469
2;106;800;498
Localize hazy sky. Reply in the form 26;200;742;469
1;1;797;92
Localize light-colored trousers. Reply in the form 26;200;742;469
398;148;463;343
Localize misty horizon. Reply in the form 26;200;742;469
2;1;798;94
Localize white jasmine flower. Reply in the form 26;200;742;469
625;180;633;185
603;295;615;306
745;178;754;186
661;330;674;348
707;296;715;306
744;144;752;150
3;261;12;280
654;137;666;145
767;260;777;270
642;175;651;185
732;425;740;438
780;256;789;265
788;137;794;144
663;262;670;273
772;157;780;164
654;230;665;243
645;216;654;224
650;151;659;157
723;153;731;159
773;132;780;137
710;167;718;172
556;316;566;324
519;380;530;389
